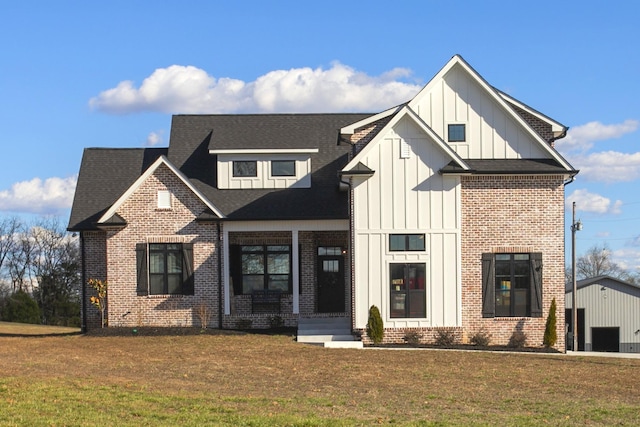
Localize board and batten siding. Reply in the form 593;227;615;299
216;154;311;189
352;115;461;329
410;63;548;160
566;279;640;352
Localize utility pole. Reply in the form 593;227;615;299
571;201;582;351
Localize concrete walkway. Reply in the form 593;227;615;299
566;350;640;359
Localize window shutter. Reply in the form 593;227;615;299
229;245;243;295
136;243;148;295
530;252;543;317
182;243;194;295
481;253;495;318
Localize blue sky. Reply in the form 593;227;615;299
1;1;639;270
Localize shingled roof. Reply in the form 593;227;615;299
68;148;167;230
68;114;372;231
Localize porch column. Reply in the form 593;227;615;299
223;228;230;315
292;229;299;314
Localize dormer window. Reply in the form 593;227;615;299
211;148;318;189
271;160;296;177
448;124;466;142
233;161;257;177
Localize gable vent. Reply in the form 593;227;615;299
400;140;411;159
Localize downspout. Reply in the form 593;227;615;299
339;174;356;335
80;232;87;333
217;220;223;329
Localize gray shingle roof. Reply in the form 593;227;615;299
68;114;372;230
68;148;167;230
440;158;575;175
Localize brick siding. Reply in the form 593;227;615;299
90;163;220;330
460;174;566;350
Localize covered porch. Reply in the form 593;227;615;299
220;220;352;330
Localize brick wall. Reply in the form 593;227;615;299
82;231;107;330
103;163;219;329
460;174;566;350
509;103;555;144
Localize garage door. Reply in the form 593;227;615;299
591;327;619;352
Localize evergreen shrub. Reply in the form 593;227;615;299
543;298;558;348
1;290;41;324
366;305;384;344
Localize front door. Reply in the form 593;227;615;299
317;247;345;313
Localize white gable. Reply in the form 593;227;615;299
410;61;548;159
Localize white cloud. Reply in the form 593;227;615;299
556;119;639;153
0;176;77;214
570;151;640;183
145;130;164;146
89;63;421;114
613;247;640;271
566;188;622;215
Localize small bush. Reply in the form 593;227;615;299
1;290;41;324
366;305;384;344
434;328;458;346
469;328;492;347
543;298;558;348
403;330;423;346
508;330;528;348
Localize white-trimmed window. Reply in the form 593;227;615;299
389;234;425;251
447;124;466;142
233;160;258;177
157;190;172;209
271;160;296;177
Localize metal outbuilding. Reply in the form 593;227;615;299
566;276;640;352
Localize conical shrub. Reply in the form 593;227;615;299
366;305;384;344
543;298;558;348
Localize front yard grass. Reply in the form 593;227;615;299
0;330;638;426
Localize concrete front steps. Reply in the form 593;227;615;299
297;317;363;349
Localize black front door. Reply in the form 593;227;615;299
317;248;345;313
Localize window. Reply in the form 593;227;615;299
157;190;171;209
318;246;343;256
230;245;292;294
390;263;426;318
482;252;542;318
136;243;194;295
389;234;425;251
271;160;296;177
448;124;466;142
233;160;257;177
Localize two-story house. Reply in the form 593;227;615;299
69;55;576;349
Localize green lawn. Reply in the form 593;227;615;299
0;326;638;426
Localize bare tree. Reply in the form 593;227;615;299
0;217;21;286
576;244;626;280
6;223;34;292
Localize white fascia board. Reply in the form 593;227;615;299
98;155;225;223
341;105;470;172
404;107;471;171
408;55;574;171
497;89;567;134
339;105;403;134
209;148;318;154
222;219;348;232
